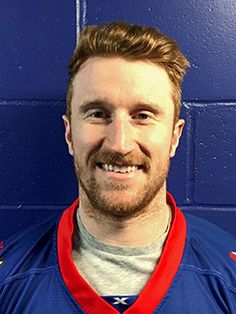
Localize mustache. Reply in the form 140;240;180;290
90;150;150;170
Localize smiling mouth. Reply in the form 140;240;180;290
96;163;143;174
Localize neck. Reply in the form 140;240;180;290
78;186;171;247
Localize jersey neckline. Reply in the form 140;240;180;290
57;192;186;314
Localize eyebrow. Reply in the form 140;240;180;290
78;99;112;115
78;98;162;115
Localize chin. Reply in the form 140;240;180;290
88;191;152;219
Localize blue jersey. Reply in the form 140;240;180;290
1;193;236;313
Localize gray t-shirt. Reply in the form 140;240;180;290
72;211;170;296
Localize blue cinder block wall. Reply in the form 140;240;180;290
0;1;236;237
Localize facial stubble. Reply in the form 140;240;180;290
73;150;171;220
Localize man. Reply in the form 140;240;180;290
1;22;236;313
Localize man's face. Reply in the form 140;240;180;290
64;57;184;218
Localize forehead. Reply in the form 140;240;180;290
72;57;174;113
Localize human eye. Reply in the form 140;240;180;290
134;112;150;120
132;111;153;123
87;109;110;122
90;110;107;118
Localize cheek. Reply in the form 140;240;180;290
72;125;104;155
140;127;172;150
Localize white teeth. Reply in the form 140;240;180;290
113;166;121;173
101;164;138;173
120;167;127;173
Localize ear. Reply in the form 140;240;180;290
170;119;185;158
62;115;74;156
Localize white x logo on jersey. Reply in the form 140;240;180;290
113;297;128;305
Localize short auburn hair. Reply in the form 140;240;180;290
66;21;190;122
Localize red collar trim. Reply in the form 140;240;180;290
57;193;186;314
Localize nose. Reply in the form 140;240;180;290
103;116;136;154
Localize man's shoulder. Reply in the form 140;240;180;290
0;210;63;286
184;211;236;246
182;212;236;288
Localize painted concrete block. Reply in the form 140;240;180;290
193;104;236;204
0;101;77;205
0;2;76;99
